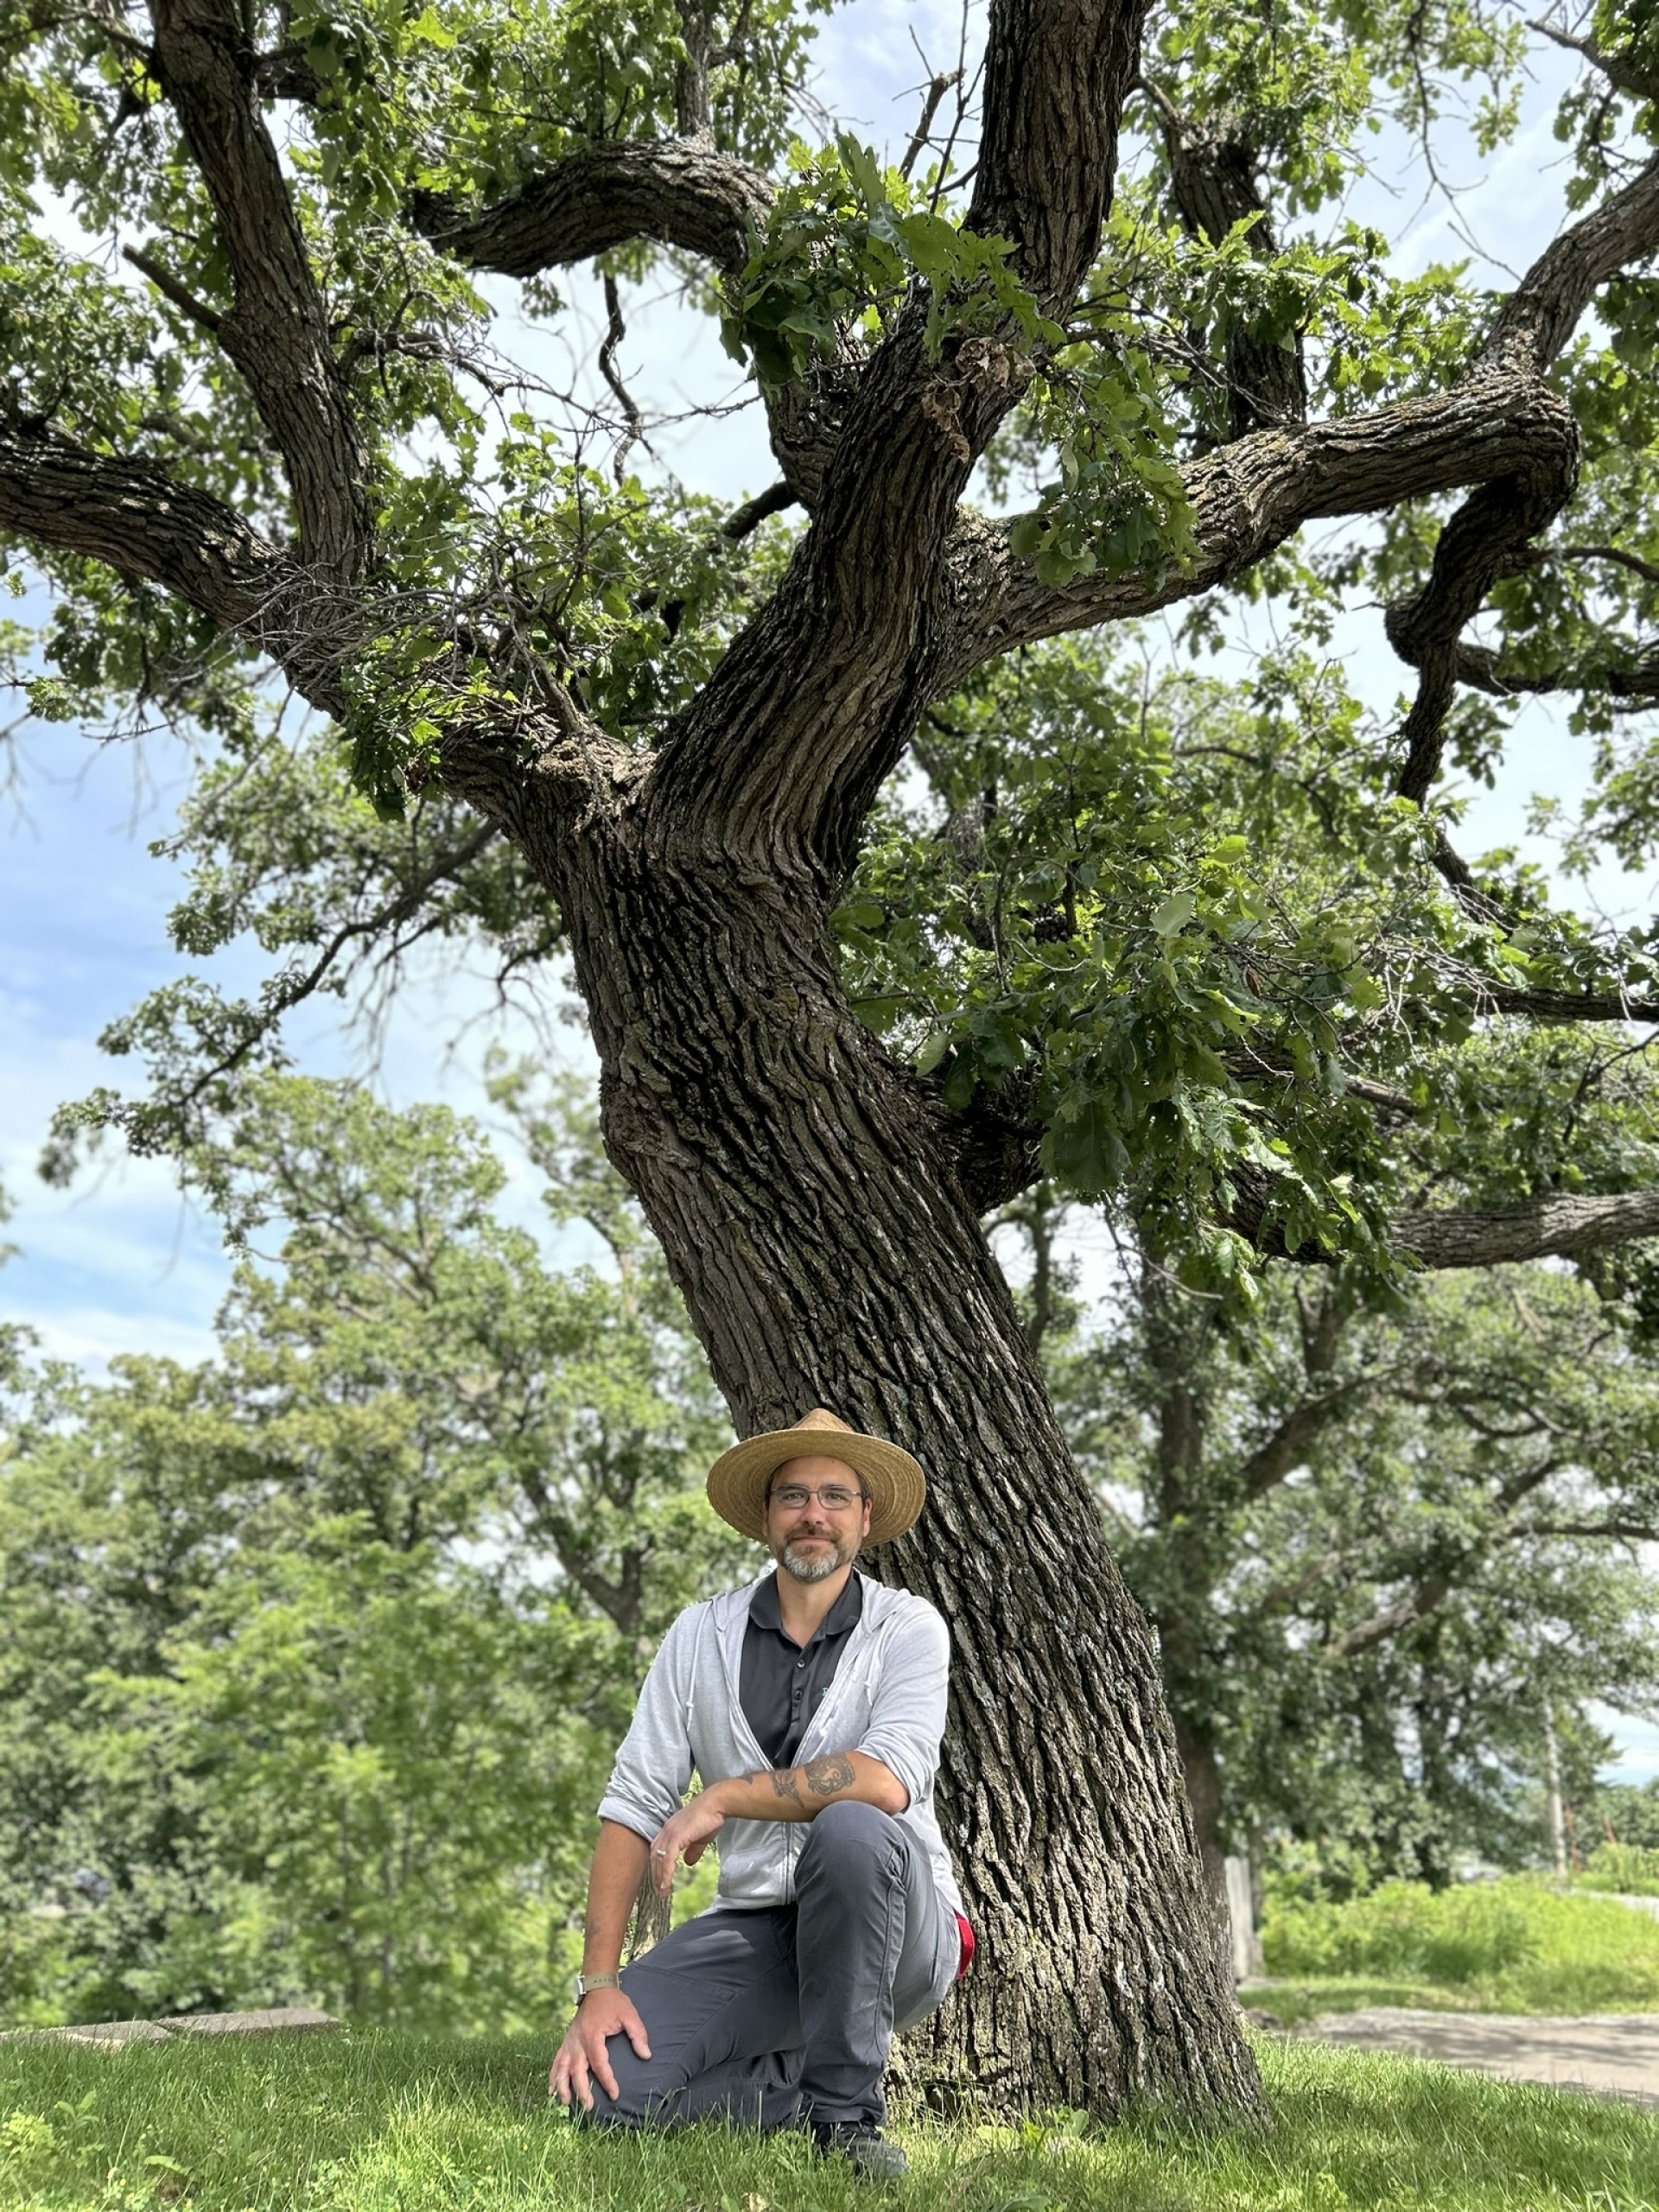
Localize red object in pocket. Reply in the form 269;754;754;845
954;1912;976;1980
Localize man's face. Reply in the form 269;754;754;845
764;1452;874;1583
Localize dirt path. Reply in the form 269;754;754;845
1301;2008;1659;2107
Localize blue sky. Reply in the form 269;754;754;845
5;10;1659;1782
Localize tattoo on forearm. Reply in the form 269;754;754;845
803;1753;856;1798
769;1767;803;1804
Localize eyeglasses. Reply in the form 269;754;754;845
769;1484;868;1513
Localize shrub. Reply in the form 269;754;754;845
1262;1873;1659;2010
1580;1841;1659;1897
1263;1878;1542;1983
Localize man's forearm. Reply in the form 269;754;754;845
581;1819;653;1974
706;1749;907;1823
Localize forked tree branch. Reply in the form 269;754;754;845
954;146;1659;705
1382;148;1659;805
149;0;371;580
631;0;1157;869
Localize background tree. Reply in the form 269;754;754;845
1049;1239;1659;1891
15;0;1659;2110
0;1080;738;2027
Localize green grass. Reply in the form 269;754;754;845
1257;1877;1659;2017
2;2029;1657;2211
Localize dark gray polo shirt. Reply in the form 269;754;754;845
739;1569;864;1770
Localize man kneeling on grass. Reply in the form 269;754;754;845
549;1408;972;2180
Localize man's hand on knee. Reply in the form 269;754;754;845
548;1988;652;2111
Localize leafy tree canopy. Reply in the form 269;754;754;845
8;0;1659;1301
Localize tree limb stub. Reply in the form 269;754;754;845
412;136;772;279
149;0;371;580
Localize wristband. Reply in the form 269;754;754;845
575;1972;620;2003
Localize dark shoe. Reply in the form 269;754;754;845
811;2121;910;2179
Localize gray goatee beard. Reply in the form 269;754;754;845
780;1536;854;1583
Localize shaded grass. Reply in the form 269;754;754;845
3;2029;1656;2210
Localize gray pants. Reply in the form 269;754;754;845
586;1801;961;2132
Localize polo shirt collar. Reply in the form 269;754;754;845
748;1567;863;1643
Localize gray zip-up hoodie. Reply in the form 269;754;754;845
597;1571;964;1918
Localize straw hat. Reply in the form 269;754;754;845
706;1408;927;1547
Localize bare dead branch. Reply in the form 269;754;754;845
901;67;964;179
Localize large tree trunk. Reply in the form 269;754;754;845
553;834;1261;2116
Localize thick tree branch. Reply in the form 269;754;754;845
149;0;371;579
1531;17;1659;103
1234;1377;1372;1501
721;480;798;540
1379;149;1659;803
1233;1180;1659;1268
416;138;844;503
1492;153;1659;378
413;137;772;280
969;0;1149;313
1512;1518;1659;1541
941;377;1579;680
940;1071;1045;1213
953;145;1659;709
1483;986;1659;1022
1395;1189;1659;1268
121;244;223;336
0;415;276;633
